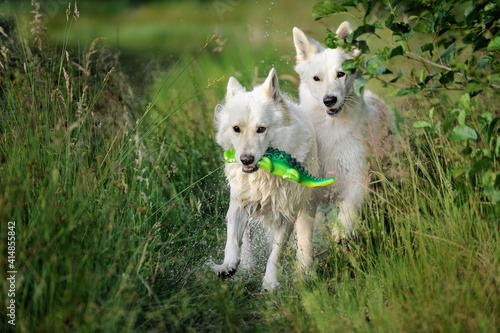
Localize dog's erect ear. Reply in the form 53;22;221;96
336;21;354;41
226;76;246;101
336;21;361;57
293;27;325;63
262;68;281;101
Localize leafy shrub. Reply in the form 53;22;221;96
313;0;500;203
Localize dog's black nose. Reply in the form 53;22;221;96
323;96;337;108
240;154;255;165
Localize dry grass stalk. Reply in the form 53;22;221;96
30;0;45;51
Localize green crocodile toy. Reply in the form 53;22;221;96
223;147;335;188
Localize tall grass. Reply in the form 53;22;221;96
1;3;499;332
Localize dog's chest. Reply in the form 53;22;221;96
314;120;366;180
225;164;307;224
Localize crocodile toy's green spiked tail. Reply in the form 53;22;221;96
223;147;335;188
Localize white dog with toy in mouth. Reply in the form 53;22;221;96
213;68;319;290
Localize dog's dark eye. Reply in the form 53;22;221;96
256;127;266;134
313;76;320;82
337;71;345;78
233;126;240;133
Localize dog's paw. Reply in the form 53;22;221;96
262;280;281;292
262;277;281;291
332;224;357;243
332;227;347;243
212;263;237;279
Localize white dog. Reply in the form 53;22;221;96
293;22;392;241
213;68;318;290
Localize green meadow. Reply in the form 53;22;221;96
1;1;499;332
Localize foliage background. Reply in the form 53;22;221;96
0;0;498;332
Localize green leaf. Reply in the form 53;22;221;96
341;0;359;5
385;13;395;29
495;136;500;157
342;58;359;74
435;120;441;133
424;71;437;84
455;62;468;73
413;120;432;129
353;77;368;96
468;157;492;178
440;43;456;65
312;1;347;21
484;186;500;203
414;22;430;34
458;109;466;126
481;170;494;187
479;112;493;125
459;93;470;109
417;43;434;55
464;5;475;19
448;125;478;142
366;54;386;76
487;37;500;51
429;107;434;121
355;40;370;54
389;76;400;83
451;168;467;178
419;68;425;84
477;54;493;69
362;0;374;21
427;12;438;33
390;22;412;35
487;116;500;145
462;145;472;155
442;109;460;133
372;19;383;29
389;45;404;59
347;24;376;43
438;71;454;85
491;191;500;203
472;36;490;52
325;29;337;49
465;82;488;94
396;87;420;96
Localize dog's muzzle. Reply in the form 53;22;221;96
240;154;258;173
323;95;342;117
326;106;342;117
242;166;258;173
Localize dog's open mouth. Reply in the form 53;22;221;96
326;106;342;117
242;166;258;173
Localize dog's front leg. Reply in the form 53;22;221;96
262;219;294;290
295;208;315;273
239;224;254;270
213;198;248;278
335;178;365;242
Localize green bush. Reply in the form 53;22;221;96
0;1;498;331
313;0;500;203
